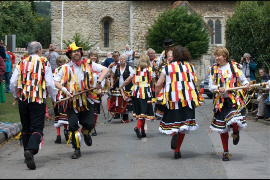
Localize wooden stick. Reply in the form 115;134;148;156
226;82;268;91
55;88;96;104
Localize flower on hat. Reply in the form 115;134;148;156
67;42;83;52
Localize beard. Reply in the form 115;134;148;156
72;54;81;62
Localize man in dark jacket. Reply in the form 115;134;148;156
240;53;257;82
0;39;6;60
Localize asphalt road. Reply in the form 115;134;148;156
0;94;269;179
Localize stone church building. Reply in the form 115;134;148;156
50;1;237;80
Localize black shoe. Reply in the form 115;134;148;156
222;151;230;161
64;129;69;141
84;133;92;146
171;132;178;150
114;114;121;119
92;129;97;136
134;127;142;138
141;132;146;138
55;135;61;144
71;149;81;159
232;131;240;145
24;150;36;170
174;151;181;159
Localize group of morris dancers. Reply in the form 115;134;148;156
9;39;252;170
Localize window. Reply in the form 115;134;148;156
205;17;224;45
215;20;221;44
104;21;109;47
208;19;214;44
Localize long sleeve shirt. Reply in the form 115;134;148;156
209;62;249;98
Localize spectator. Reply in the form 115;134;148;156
124;44;134;67
240;53;257;82
5;45;16;69
264;69;270;121
44;43;60;72
0;56;5;103
102;52;114;68
2;45;13;93
0;39;6;60
254;68;270;121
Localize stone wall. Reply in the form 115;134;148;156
130;1;175;53
51;1;131;54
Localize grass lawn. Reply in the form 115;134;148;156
0;90;53;124
0;92;20;123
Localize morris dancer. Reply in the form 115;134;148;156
130;53;155;138
53;56;69;144
10;41;57;170
110;54;134;123
155;45;203;159
155;39;175;120
54;42;109;159
209;47;250;161
87;51;105;136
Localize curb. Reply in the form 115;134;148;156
0;108;55;145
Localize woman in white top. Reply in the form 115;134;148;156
208;47;250;161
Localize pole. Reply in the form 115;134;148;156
61;1;64;49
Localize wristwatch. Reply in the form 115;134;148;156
97;81;101;84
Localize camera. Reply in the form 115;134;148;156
50;49;54;51
243;57;246;61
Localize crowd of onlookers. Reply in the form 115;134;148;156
239;53;270;121
0;39;16;104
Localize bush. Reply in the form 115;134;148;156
225;1;270;70
62;32;98;51
146;7;209;59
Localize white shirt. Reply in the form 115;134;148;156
54;60;103;90
209;62;249;98
93;72;105;88
124;49;134;61
112;65;135;90
9;54;57;102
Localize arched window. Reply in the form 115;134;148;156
207;19;214;44
104;20;109;47
215;19;222;44
205;17;224;45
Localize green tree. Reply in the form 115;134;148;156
146;7;209;59
225;1;270;69
35;1;50;17
62;32;98;51
0;1;51;48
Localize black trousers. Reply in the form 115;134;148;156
66;100;95;132
18;100;45;155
